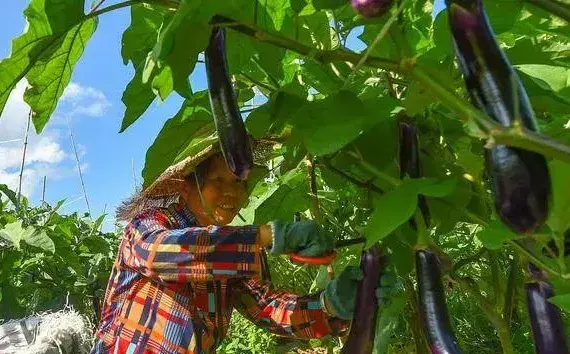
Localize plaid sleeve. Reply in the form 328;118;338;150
231;275;349;339
121;209;261;282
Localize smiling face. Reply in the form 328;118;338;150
183;154;247;226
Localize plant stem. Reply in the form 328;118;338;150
320;159;385;195
89;2;570;164
524;0;570;23
347;151;402;186
489;251;502;306
17;109;32;207
503;254;519;325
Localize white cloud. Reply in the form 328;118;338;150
60;82;110;117
0;80;109;201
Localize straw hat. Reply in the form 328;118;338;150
116;136;278;221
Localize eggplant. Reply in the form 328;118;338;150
446;0;551;234
341;245;387;354
526;280;569;354
398;120;431;228
351;0;394;18
205;27;253;180
416;249;462;354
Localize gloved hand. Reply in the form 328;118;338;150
269;220;334;256
321;266;362;320
322;267;401;320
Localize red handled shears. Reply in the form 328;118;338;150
289;237;366;265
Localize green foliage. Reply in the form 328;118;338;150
2;0;570;352
0;186;119;321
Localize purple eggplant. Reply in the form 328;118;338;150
205;27;253;180
526;280;569;354
399;120;431;228
446;0;551;234
351;0;394;18
341;245;387;354
416;249;462;354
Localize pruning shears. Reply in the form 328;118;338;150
288;237;367;265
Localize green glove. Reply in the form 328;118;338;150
269;220;334;256
322;266;363;320
322;267;401;320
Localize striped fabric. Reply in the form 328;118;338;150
91;202;347;354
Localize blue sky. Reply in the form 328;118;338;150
0;1;445;231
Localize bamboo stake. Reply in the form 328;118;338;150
17;109;32;207
66;116;92;217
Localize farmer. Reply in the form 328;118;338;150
90;143;363;354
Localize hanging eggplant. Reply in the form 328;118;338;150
526;278;569;354
399;120;431;228
416;249;462;354
205;27;253;180
446;0;551;234
341;245;387;354
351;0;394;18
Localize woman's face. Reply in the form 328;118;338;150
185;155;247;226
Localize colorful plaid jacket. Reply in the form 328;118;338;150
91;202;346;354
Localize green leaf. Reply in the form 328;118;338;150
515;64;570;100
142;91;214;187
547;160;570;233
119;5;170;132
22;230;55;254
415;178;458;198
0;184;19;207
120;71;156;132
294;91;373;156
548;294;570;313
25;18;97;132
476;221;519;250
0;0;90;132
254;168;310;223
374;297;406;353
0;221;34;250
143;0;213;100
365;181;422;246
246;90;307;138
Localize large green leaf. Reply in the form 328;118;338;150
25;19;97;132
516;64;570;100
143;0;214;101
119;4;170;132
365;178;457;246
0;221;34;250
0;185;19;207
254;168;310;223
549;294;570;313
0;0;89;132
22;230;55;254
246;90;307;138
293;90;376;156
476;221;518;250
142;91;214;187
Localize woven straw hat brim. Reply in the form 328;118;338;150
116;137;278;221
142;143;219;200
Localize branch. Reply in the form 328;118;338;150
524;0;570;23
89;2;570;164
320;160;385;195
